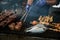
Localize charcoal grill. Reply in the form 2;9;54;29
0;7;60;40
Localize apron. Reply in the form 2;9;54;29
25;0;51;25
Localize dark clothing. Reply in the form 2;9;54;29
26;0;51;24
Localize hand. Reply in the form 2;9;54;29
25;4;31;12
36;0;46;6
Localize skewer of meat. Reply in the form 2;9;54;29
4;14;16;25
0;14;17;27
0;12;14;22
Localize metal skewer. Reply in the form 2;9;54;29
20;6;31;22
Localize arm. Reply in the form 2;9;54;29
26;0;34;12
27;0;33;5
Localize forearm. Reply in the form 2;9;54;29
27;0;33;5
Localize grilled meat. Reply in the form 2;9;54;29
9;23;15;30
15;21;22;31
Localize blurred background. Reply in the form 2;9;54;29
0;0;27;12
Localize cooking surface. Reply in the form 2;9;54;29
0;33;59;40
0;2;60;40
0;29;60;39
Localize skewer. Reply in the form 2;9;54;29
23;11;29;22
20;6;32;23
20;9;29;23
20;10;27;21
